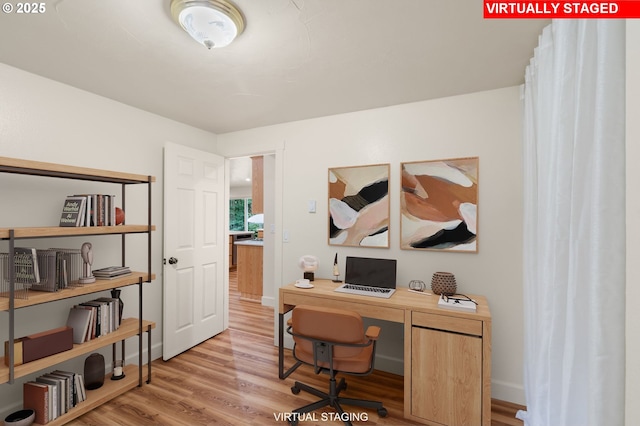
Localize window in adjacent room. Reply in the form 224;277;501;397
230;197;259;232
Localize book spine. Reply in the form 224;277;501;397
76;197;86;226
23;382;49;424
111;195;116;226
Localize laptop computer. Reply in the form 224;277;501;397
334;256;397;299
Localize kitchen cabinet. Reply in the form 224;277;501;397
228;232;253;271
235;240;262;302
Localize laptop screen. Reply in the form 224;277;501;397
344;256;397;289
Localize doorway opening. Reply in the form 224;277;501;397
228;154;276;337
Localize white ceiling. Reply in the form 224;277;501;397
229;156;252;189
0;0;548;136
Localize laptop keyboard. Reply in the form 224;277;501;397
334;283;396;299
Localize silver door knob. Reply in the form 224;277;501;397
168;257;178;265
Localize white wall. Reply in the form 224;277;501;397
626;19;639;426
0;63;217;416
218;86;526;403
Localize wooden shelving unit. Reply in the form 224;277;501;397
0;156;156;424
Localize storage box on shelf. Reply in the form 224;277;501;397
0;156;156;425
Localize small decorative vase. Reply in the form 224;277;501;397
84;353;105;390
431;272;457;295
111;289;124;323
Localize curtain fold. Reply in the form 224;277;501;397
518;20;625;426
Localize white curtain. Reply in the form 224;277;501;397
518;20;625;426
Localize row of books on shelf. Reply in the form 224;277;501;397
24;370;86;424
66;296;122;344
59;194;118;227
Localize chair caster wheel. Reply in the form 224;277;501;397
378;407;388;417
291;385;300;394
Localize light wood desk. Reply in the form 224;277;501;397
279;279;492;426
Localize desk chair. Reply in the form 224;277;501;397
286;305;388;425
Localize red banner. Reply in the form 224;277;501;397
484;1;640;18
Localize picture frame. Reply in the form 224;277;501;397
400;157;479;252
328;163;390;248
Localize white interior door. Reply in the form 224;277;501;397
163;142;225;360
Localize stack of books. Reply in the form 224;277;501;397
67;296;122;343
92;266;131;280
24;370;86;424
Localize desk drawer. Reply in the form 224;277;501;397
283;293;405;323
412;311;482;336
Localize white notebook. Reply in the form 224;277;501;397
437;294;477;312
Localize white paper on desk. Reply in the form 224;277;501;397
437;295;476;312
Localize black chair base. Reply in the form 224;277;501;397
289;377;387;426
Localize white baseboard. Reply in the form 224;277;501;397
373;354;404;376
261;296;275;307
491;379;526;405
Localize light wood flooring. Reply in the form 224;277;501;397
69;271;524;425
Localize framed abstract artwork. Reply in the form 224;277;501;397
400;157;479;252
328;164;390;248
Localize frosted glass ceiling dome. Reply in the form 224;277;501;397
170;0;245;49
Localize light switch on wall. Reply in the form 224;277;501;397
308;200;316;213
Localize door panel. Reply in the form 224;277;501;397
163;142;225;360
176;268;195;330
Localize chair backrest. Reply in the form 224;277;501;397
290;305;373;373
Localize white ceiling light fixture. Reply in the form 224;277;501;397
170;0;245;49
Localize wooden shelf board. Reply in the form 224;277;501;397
0;272;156;311
0;156;156;184
0;225;155;240
45;363;149;426
0;318;155;384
